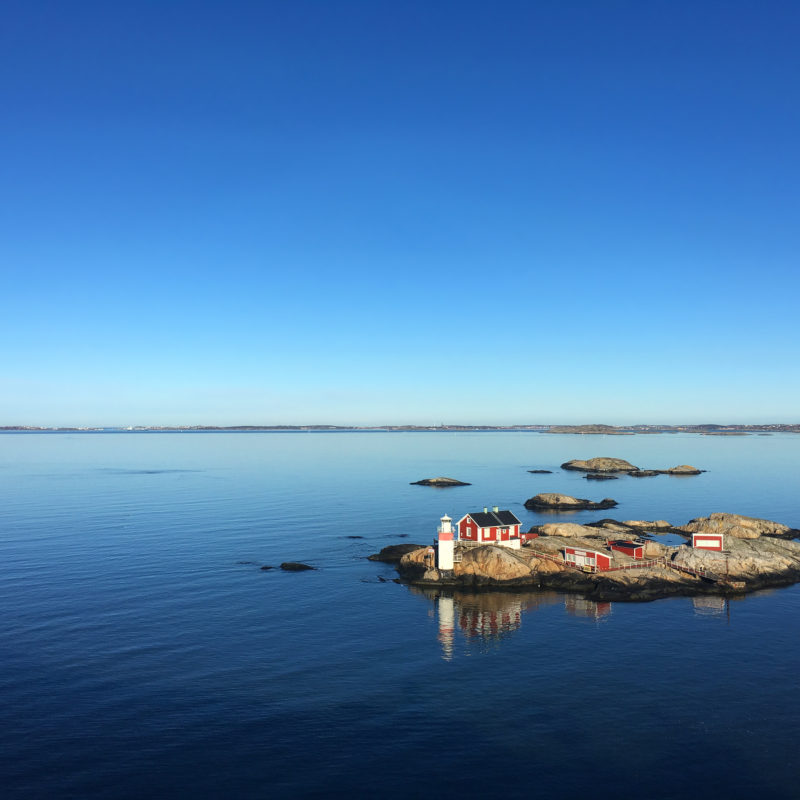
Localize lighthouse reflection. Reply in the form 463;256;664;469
412;588;614;660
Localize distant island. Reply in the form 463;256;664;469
544;423;800;435
2;423;799;433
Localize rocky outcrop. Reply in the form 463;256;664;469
398;544;532;585
585;518;687;538
536;522;599;538
671;536;800;582
410;476;470;487
524;493;617;511
666;464;703;475
453;546;532;582
368;543;426;562
680;512;800;540
629;466;704;477
388;511;800;600
621;520;673;531
561;457;639;472
561;457;704;476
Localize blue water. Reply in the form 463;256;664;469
1;431;798;798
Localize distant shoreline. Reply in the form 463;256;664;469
1;424;799;434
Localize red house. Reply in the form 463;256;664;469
563;546;612;572
608;540;645;560
457;507;522;550
692;533;724;551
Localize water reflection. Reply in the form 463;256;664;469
564;595;612;620
411;587;615;660
692;595;729;618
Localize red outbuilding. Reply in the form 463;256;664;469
692;533;725;551
563;546;612;572
608;539;645;560
457;507;522;549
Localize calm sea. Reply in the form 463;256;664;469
1;431;798;799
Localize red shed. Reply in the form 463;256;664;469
563;547;612;572
692;533;724;551
608;539;645;560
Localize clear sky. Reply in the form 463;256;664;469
2;1;798;426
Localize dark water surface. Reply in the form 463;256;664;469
1;432;798;798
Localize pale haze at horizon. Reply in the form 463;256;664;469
2;2;798;427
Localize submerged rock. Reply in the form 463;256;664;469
527;469;553;474
410;476;471;487
280;562;316;571
524;493;618;511
628;470;660;478
584;473;618;480
561;457;639;473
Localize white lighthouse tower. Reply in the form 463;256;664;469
437;514;454;570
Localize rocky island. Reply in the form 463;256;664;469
562;457;639;472
379;512;800;601
524;493;618;511
410;476;471;487
561;457;704;476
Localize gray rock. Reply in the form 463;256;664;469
524;492;617;511
680;512;800;540
410;476;471;487
535;522;599;538
561;457;639;473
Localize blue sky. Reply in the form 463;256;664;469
1;1;798;426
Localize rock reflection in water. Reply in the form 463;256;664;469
411;587;561;660
692;595;727;616
564;595;612;620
